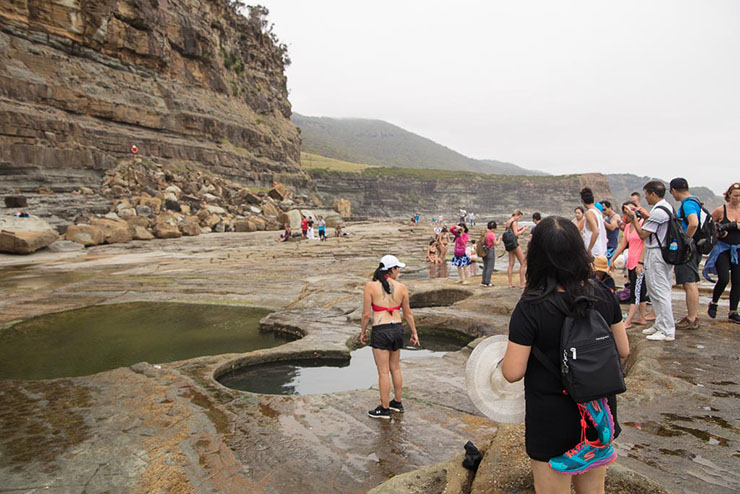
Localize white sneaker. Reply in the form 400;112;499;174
646;331;675;341
642;327;658;335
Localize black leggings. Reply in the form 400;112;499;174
712;250;740;312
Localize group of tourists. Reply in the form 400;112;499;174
362;178;738;492
573;180;740;341
276;214;345;242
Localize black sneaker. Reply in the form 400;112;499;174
389;399;404;413
368;406;391;419
708;302;717;319
729;312;740;324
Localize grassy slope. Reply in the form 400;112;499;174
300;152;378;173
293;114;546;176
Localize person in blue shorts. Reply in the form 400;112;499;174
670;178;701;331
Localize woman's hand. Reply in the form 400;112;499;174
410;333;420;346
360;330;367;345
636;263;643;276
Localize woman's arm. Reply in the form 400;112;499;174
360;284;372;344
611;321;629;359
502;341;531;383
609;234;628;272
401;286;419;345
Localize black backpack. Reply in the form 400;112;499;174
532;290;626;403
654;205;695;265
502;228;517;250
678;197;717;255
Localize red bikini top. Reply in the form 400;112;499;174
372;304;401;314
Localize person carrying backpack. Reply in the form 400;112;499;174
624;181;679;341
478;220;501;287
670;178;707;330
501;216;629;491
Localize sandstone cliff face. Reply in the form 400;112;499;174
311;169;614;218
0;0;306;193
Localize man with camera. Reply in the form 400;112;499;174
624;181;676;341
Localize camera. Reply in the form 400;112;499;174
717;221;738;234
634;209;643;219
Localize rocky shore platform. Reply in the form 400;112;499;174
0;222;738;493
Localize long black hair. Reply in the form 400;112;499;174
373;263;392;294
523;216;594;317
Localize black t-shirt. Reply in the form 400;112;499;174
508;283;623;461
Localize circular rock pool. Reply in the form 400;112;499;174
217;330;473;395
0;302;292;380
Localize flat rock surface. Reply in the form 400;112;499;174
0;222;738;493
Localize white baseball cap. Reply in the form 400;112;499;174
380;254;406;270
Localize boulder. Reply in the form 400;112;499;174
249;205;262;215
123;216;150;228
118;208;137;217
0;230;59;254
250;216;266;231
80;187;95;195
201;213;221;228
235;220;257;232
264;218;282;231
261;202;279;218
268;183;290;201
277;209;302;230
242;191;262;205
135;205;154;217
139;197;162;214
278;199;295;211
4;195;27;208
38;186;54;195
65;224;105;246
204;204;227;215
0;215;59;253
180;221;201;236
164;199;181;212
180;204;191;214
164;185;182;196
90;218;133;244
131;225;155;240
332;199;352;218
153;222;181;239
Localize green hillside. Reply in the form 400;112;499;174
292;114;547;176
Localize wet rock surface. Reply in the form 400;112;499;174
0;222;737;492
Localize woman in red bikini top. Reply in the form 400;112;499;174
360;255;420;419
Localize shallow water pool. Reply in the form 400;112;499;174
217;331;473;395
0;303;290;380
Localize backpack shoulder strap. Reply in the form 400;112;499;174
531;346;560;379
652;205;675;247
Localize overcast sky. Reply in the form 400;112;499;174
263;1;738;195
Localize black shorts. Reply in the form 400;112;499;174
370;323;404;351
675;248;700;284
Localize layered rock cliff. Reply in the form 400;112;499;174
0;1;306;193
311;168;614;218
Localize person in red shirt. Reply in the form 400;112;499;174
300;216;308;239
481;221;501;287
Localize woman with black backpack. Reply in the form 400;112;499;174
501;216;629;493
503;209;528;289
